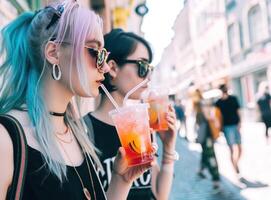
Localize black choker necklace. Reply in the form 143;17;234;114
49;111;66;117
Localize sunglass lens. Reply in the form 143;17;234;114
138;62;149;78
97;49;106;67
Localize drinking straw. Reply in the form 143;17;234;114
100;84;120;110
123;79;149;105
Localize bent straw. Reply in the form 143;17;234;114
123;79;149;105
100;84;120;110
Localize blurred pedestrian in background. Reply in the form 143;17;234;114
215;84;242;178
256;81;271;143
171;96;187;140
194;90;220;191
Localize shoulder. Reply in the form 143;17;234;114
0;124;13;158
84;113;98;125
230;95;239;102
83;113;91;123
0;124;14;193
87;113;114;129
6;110;40;149
256;97;261;103
226;95;234;101
215;99;221;106
84;113;99;131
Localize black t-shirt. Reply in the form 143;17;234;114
215;95;240;126
22;146;106;200
257;93;271;116
85;114;155;200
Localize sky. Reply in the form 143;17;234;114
141;0;184;66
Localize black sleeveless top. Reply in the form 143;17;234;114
85;114;156;200
22;145;106;200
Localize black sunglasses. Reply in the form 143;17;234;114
86;47;110;70
119;59;153;78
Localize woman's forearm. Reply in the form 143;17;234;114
152;145;177;200
106;172;133;200
154;162;174;200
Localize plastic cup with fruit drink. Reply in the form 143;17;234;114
109;103;154;166
142;87;169;131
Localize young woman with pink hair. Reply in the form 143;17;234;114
0;1;152;199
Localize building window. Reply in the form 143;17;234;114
248;4;264;44
228;23;240;55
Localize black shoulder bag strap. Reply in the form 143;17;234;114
0;114;28;200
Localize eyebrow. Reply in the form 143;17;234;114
85;40;102;48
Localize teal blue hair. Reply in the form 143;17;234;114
0;11;64;178
0;2;104;182
0;12;34;112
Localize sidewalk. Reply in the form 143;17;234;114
215;122;271;200
164;138;245;200
161;121;271;200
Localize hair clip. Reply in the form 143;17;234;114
56;4;64;15
46;4;64;30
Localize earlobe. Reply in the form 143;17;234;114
45;41;59;65
108;60;119;78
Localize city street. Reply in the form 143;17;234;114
157;121;271;200
1;1;271;200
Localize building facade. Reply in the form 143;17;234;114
158;0;230;98
0;0;22;29
191;0;230;90
83;0;148;35
155;1;195;96
226;0;271;108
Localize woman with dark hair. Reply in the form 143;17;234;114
0;1;152;199
84;28;178;200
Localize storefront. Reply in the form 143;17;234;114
230;55;271;108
